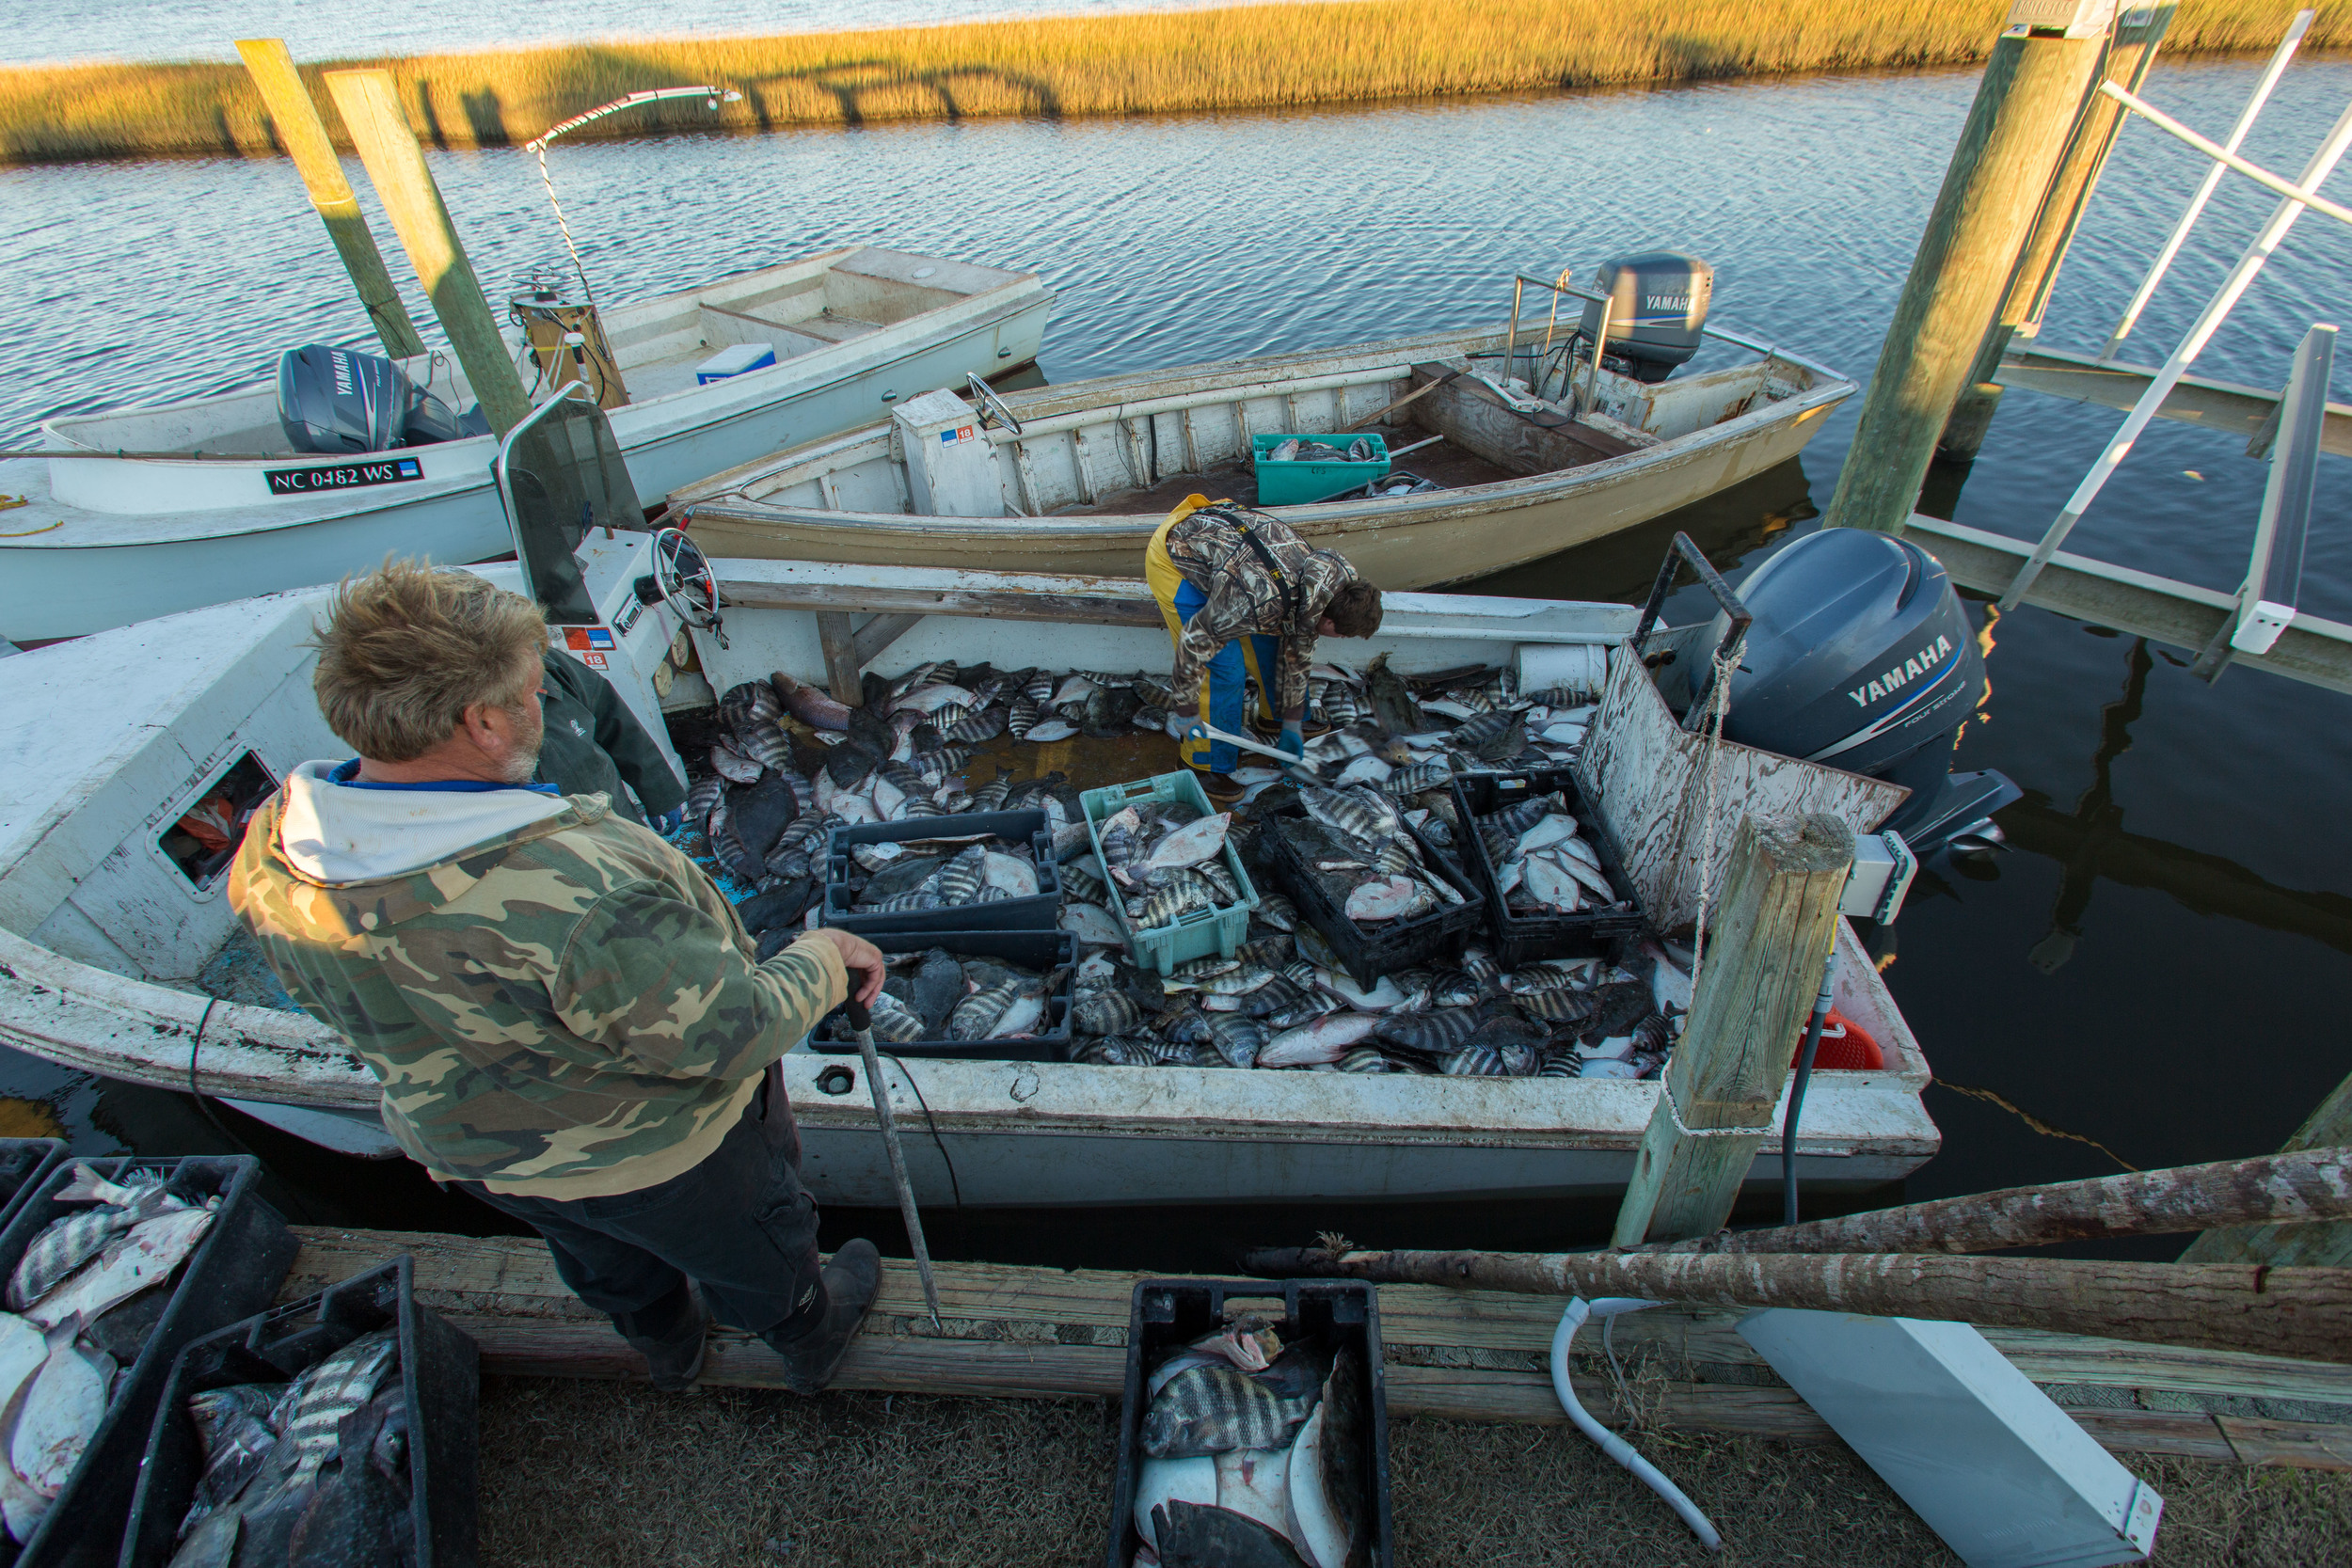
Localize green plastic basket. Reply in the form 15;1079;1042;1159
1078;770;1259;975
1251;432;1391;506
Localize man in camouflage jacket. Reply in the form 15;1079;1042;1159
230;560;885;1394
1145;498;1385;801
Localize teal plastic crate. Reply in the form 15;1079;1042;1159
1079;770;1258;975
1251;432;1391;505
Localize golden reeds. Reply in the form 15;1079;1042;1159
2;0;2341;165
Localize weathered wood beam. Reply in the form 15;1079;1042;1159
1993;344;2352;458
1612;813;1854;1244
850;611;927;667
2183;1072;2352;1269
1648;1147;2352;1256
1822;22;2106;533
716;577;1163;628
815;610;862;706
1245;1247;2352;1366
1905;514;2352;697
1942;5;2175;459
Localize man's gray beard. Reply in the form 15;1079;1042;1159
501;742;542;786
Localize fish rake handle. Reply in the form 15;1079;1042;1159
845;997;872;1032
852;1029;945;1330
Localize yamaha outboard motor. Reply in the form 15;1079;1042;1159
276;343;490;455
1577;251;1712;383
1708;529;2019;858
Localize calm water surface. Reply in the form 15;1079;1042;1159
3;57;2348;1254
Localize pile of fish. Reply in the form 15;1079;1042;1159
1132;1315;1369;1568
823;946;1066;1048
1470;790;1624;916
1090;795;1244;937
0;1164;219;1544
1263;436;1375;466
1279;784;1463;928
1070;925;1686;1080
672;654;1677;1076
834;831;1049;918
167;1327;412;1568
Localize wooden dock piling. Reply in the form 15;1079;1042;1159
1610;812;1853;1246
321;69;532;436
1941;4;2175;461
234;40;427;362
1820;8;2108;535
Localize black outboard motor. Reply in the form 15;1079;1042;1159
1708;529;2019;858
276;343;490;455
1577;251;1712;383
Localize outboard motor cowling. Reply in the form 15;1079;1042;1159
1577;251;1712;383
1703;529;2019;858
276;343;489;456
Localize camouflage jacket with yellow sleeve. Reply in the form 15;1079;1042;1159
227;787;845;1198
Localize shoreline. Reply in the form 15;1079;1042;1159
1;0;2341;166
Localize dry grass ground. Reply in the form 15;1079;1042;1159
3;0;2345;164
479;1376;2352;1566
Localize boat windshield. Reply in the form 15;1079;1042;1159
495;388;644;625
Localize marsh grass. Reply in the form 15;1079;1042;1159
3;0;2344;165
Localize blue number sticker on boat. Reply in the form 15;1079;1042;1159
264;456;424;496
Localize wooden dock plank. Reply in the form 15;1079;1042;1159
280;1228;2352;1468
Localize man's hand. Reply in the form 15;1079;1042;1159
801;926;886;1005
1276;724;1306;762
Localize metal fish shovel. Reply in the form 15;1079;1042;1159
843;996;944;1330
1185;721;1321;782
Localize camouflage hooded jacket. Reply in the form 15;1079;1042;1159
228;764;847;1198
1161;503;1359;717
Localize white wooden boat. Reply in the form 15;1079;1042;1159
0;246;1050;642
0;525;1934;1207
671;323;1852;588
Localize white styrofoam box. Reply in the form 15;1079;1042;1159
1739;1309;2161;1567
695;342;777;383
891;388;1002;519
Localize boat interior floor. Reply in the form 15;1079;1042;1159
1049;426;1522;517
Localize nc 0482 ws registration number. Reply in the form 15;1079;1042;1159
265;456;424;496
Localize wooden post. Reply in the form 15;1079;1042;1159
1648;1146;2352;1256
1820;9;2107;534
1942;5;2176;460
321;70;532;436
236;40;427;360
816;611;864;707
1611;813;1853;1246
2181;1069;2352;1267
1245;1245;2352;1367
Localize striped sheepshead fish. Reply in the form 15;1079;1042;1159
1139;1362;1316;1459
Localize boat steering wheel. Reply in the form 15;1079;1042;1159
966;372;1025;436
649;525;727;649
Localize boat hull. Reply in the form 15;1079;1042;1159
0;282;1048;641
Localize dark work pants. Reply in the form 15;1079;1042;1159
458;1069;829;1347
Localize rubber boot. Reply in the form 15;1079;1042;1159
622;1284;710;1394
766;1239;881;1395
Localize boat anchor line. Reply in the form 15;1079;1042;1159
1931;1080;2138;1173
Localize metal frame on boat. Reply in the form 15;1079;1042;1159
670;320;1854;589
0;525;1934;1207
0;245;1051;641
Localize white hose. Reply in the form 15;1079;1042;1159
1549;1298;1724;1551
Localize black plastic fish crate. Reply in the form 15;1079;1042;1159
1259;809;1486;990
1450;767;1648;968
119;1257;480;1568
0;1155;295;1568
820;809;1063;935
1106;1278;1391;1568
0;1140;65;1237
811;928;1076;1062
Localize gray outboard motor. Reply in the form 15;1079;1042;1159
1577;251;1712;383
276;343;490;455
1707;529;2019;858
